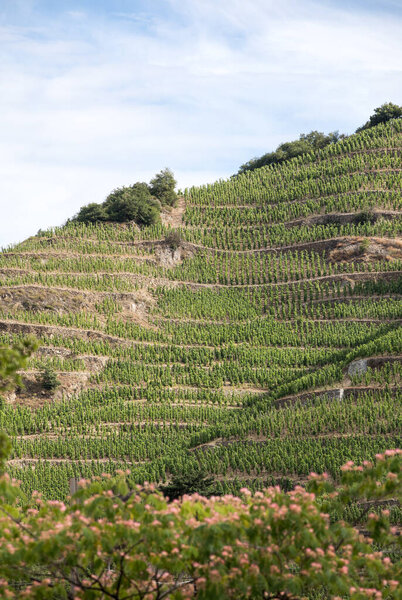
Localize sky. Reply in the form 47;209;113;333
0;0;401;247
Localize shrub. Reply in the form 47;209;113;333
357;102;402;131
104;183;151;222
149;168;178;207
38;366;60;391
72;169;177;225
73;183;162;227
0;338;38;392
103;182;161;226
74;203;107;223
354;210;377;225
237;130;345;174
165;229;182;250
159;468;218;499
360;238;370;254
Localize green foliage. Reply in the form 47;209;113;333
73;168;178;226
238;129;345;174
357;102;402;132
0;338;38;393
238;104;401;175
0;453;400;598
0;117;400;505
74;202;107;223
0;432;10;475
74;182;161;226
0;339;37;474
159;468;218;499
359;238;370;254
149;167;178;206
354;209;377;225
104;182;161;225
37;366;60;391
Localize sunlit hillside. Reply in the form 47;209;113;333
0;119;401;499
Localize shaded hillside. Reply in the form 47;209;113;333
0;119;401;499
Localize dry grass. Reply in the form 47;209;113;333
0;287;91;314
329;236;402;264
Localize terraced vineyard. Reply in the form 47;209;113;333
0;119;401;500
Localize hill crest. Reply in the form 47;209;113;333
0;119;401;499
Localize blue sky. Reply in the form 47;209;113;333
0;0;401;247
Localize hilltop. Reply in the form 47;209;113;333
0;119;401;500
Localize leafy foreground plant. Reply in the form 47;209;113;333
0;449;400;599
0;337;38;394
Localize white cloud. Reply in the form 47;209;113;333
0;0;401;246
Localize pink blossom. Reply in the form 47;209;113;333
209;570;220;582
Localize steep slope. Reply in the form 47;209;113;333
0;120;401;499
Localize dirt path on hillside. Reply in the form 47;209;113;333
160;197;185;228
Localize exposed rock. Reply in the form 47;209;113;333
329;237;402;264
37;346;73;359
347;356;402;378
154;241;195;268
275;388;345;407
155;245;183;267
348;359;368;378
329;388;344;400
119;288;156;327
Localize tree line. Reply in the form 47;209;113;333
237;102;402;174
73;167;177;226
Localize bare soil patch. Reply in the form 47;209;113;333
160;197;185;228
329;236;402;264
6;371;92;407
0;287;92;314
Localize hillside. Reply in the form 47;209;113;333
0;119;401;500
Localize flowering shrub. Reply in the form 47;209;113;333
0;449;400;599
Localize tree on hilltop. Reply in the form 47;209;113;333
103;182;161;225
74;202;107;223
73;168;177;226
357;102;402;132
237;130;345;174
237;102;401;176
149;167;178;207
